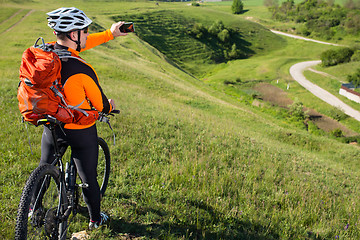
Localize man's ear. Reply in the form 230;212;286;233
69;31;77;41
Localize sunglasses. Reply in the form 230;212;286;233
82;26;89;34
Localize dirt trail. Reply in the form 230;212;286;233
1;9;35;35
0;9;22;25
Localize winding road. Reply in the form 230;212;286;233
274;30;360;122
289;61;360;121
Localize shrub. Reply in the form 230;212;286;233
344;135;360;143
321;47;354;66
218;29;230;42
232;0;244;14
347;68;360;87
307;121;324;136
331;128;344;138
321;49;339;66
327;107;349;121
190;23;206;39
287;100;308;121
351;50;360;61
337;47;355;62
208;20;225;35
344;12;360;34
225;44;243;60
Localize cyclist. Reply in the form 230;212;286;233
40;7;127;229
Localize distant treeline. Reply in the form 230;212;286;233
265;0;360;40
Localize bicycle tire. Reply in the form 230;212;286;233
15;164;69;240
97;137;111;197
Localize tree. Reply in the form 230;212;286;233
218;29;230;42
232;0;244;14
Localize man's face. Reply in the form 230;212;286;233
80;27;90;49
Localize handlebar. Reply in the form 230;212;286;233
37;110;120;126
110;109;120;115
37;110;120;145
98;109;120;123
37;115;63;126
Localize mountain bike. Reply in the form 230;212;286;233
14;110;119;240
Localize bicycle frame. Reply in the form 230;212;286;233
34;121;75;232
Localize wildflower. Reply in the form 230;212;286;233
344;223;349;230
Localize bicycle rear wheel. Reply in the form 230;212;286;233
15;164;69;240
97;137;111;197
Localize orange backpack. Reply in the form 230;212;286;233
18;38;99;126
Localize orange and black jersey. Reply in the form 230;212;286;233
53;29;115;129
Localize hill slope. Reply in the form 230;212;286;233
112;7;285;77
1;1;360;239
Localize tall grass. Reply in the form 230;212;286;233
1;1;360;239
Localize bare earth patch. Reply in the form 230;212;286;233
254;83;358;137
254;83;293;108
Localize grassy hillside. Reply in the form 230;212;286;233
1;1;360;239
112;7;285;77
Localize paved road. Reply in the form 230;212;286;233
269;30;360;121
289;61;360;122
270;30;343;46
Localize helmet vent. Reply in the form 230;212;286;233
46;7;92;32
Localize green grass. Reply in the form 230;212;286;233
1;0;360;239
110;7;285;78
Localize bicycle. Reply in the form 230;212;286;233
14;110;119;240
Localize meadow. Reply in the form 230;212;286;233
1;0;360;239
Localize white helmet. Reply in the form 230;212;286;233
47;7;92;33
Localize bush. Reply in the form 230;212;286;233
190;23;206;39
224;44;243;60
232;0;244;14
327;107;349;121
321;47;354;67
188;20;247;62
351;50;360;61
307;121;324;136
287;100;308;121
347;68;360;87
338;47;355;62
218;29;230;42
331;128;344;138
344;135;360;143
208;20;225;35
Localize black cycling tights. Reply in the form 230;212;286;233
40;124;101;222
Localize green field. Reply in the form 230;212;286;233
1;0;360;239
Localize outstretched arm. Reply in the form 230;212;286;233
81;21;128;51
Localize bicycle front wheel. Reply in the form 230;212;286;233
15;164;69;240
97;137;111;197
